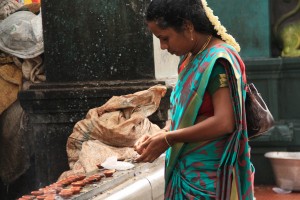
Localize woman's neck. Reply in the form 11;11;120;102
190;34;212;56
191;35;226;55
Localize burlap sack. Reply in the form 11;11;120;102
0;63;22;114
21;56;45;83
0;100;30;183
59;140;137;180
65;85;167;175
0;0;22;20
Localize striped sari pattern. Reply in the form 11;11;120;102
165;44;254;200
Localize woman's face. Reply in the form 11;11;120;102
147;21;192;56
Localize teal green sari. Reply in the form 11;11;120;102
165;44;254;200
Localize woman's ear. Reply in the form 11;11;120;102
183;20;195;40
183;20;194;32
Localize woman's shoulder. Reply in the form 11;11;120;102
209;43;237;53
206;43;241;61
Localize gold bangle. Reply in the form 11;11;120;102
164;134;171;147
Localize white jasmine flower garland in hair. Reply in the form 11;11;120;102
201;0;241;52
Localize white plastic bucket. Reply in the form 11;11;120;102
265;152;300;191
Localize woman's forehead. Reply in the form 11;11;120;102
147;21;176;36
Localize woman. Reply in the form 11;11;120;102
134;0;254;199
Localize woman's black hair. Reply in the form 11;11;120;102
146;0;219;37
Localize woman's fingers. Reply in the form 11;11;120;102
134;141;153;162
135;149;155;163
135;145;145;155
134;135;149;150
135;143;164;163
134;132;168;163
134;137;151;155
134;152;146;162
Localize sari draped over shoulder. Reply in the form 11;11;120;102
165;44;254;200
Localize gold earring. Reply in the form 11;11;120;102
190;30;194;41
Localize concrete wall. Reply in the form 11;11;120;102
153;37;179;89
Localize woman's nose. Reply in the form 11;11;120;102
160;42;168;50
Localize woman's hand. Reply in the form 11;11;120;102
134;131;169;163
134;134;150;155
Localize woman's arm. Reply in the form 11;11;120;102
166;87;235;145
134;87;235;162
